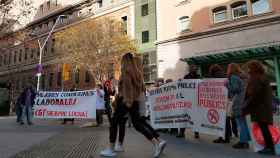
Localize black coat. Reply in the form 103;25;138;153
243;76;273;123
184;72;200;79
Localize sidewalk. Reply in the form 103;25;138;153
1;117;278;158
93;127;278;158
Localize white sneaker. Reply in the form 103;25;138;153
114;143;124;152
100;148;117;157
154;140;167;158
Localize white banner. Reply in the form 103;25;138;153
149;80;198;129
33;90;96;119
195;79;227;137
149;79;227;137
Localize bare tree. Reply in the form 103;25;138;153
55;17;137;83
0;0;34;35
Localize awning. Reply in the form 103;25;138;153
182;45;280;65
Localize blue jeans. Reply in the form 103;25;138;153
236;117;250;143
21;106;33;124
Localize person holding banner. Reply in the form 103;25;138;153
19;87;36;125
100;53;166;158
104;80;115;124
96;84;105;126
226;63;250;149
243;60;275;155
209;64;232;144
177;65;201;138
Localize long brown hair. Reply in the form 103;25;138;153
119;53;145;107
227;63;241;78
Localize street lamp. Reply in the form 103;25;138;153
36;14;67;92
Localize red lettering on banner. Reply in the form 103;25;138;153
154;101;192;111
68;111;87;117
156;95;176;104
46;111;66;117
37;98;78;106
34;109;47;117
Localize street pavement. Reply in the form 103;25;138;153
0;116;278;158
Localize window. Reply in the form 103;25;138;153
141;4;149;16
0;56;2;66
121;16;128;34
25;48;28;60
47;1;50;10
8;53;11;65
213;7;227;23
85;71;91;83
252;0;270;15
179;16;190;32
51;38;55;53
97;0;103;8
41;74;45;90
142;31;149;43
231;2;248;19
19;50;22;62
31;49;34;59
4;54;7;65
49;73;54;88
57;72;62;86
75;69;80;84
40;5;43;13
14;51;17;63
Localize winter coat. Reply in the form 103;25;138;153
19;88;36;107
243;76;273;123
227;75;246;117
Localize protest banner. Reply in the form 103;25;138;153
33;90;96;119
195;79;227;137
149;79;227;137
149;80;198;129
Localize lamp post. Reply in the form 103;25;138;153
36;15;67;92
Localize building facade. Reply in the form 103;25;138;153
135;0;157;83
0;0;135;110
156;0;280;96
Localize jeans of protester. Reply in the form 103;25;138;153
235;117;250;143
110;100;159;143
16;105;22;122
118;117;128;144
21;106;32;124
258;122;274;149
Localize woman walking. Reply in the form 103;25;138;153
226;63;250;149
100;53;166;158
243;60;275;155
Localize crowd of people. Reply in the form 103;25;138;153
13;52;280;157
158;61;277;156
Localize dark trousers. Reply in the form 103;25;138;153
16;105;22;122
231;117;238;137
96;110;104;125
63;118;74;124
258;122;274;149
118;117;128;144
110;100;159;143
105;101;112;124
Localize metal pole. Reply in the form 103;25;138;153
36;15;66;92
